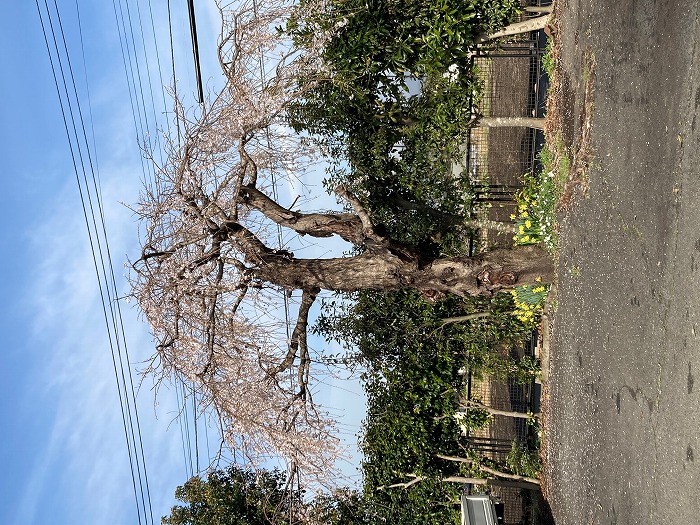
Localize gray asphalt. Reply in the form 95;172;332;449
544;0;700;523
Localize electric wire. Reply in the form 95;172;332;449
192;382;200;473
166;0;182;144
112;0;151;184
251;0;292;339
186;0;204;103
50;5;155;522
131;0;165;168
176;378;194;479
116;0;195;479
181;379;195;477
52;0;204;509
249;3;297;518
121;0;156;171
39;6;149;519
108;0;198;508
162;0;201;480
145;0;175;142
35;1;163;522
34;2;152;523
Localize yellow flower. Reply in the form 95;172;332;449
535;276;542;282
525;220;532;229
519;225;525;234
509;213;516;220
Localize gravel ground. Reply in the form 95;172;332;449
543;0;700;523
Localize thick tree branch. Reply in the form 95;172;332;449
444;476;540;491
436;454;540;485
476;116;545;130
240;185;365;244
439;312;492;325
460;399;538;420
478;464;540;485
377;474;425;490
474;14;551;44
334;185;377;238
268;288;320;379
379;472;540;491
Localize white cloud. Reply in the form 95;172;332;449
17;138;207;523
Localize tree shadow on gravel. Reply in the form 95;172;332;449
523;488;556;525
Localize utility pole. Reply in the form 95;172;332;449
186;0;204;103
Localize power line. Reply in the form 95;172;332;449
34;1;156;523
186;0;204;103
49;3;156;518
112;0;151;184
166;0;182;144
176;378;194;478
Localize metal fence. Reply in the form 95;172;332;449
464;330;540;525
465;17;549;249
457;3;551;523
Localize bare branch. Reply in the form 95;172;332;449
268;288;320;379
436;453;540;485
474;14;551;44
377;474;425;491
439;312;492;325
240;185;365;244
334;185;377;238
460;399;538;419
478;464;540;485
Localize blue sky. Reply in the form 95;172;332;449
0;1;364;524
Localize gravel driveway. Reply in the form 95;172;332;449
543;0;700;523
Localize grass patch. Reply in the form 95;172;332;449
505;37;574;329
541;39;555;78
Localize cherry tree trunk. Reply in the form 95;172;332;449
255;245;553;296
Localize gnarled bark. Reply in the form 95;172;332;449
250;244;553;296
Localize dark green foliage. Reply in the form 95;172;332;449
313;285;541;520
284;0;535;519
314;288;538;521
161;467;303;525
314;289;534;381
286;0;520;252
318;74;479;251
506;441;542;479
288;0;519;83
367;476;462;525
309;488;378;525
